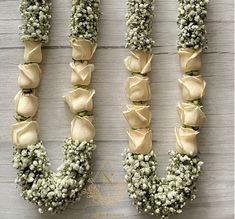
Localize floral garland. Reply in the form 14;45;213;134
123;0;208;218
12;0;100;214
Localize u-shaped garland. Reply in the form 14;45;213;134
123;0;208;217
12;0;100;214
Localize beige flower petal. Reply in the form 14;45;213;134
175;127;199;156
12;121;39;148
71;39;97;61
177;102;206;127
178;48;202;73
71;116;95;141
24;41;42;63
127;129;152;155
123;105;151;129
70;61;94;86
63;88;95;114
125;50;153;74
126;75;151;101
178;75;206;101
18;63;41;89
15;91;38;118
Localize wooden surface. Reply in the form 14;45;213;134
0;0;234;219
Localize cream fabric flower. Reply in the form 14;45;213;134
24;41;42;63
126;75;151;101
177;102;206;127
71;39;97;61
127;129;152;155
175;127;199;156
18;63;41;89
123;105;151;129
125;50;153;74
71;116;95;141
12;121;39;148
178;48;202;73
63;88;95;114
178;75;206;101
70;61;94;86
15;91;38;118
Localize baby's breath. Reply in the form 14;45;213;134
13;138;96;213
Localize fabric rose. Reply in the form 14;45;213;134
71;116;95;141
178;75;206;101
178;48;202;73
15;91;38;118
71;39;97;61
175;127;199;156
126;75;151;101
18;63;41;89
123;105;151;129
125;50;153;74
24;41;42;63
70;61;94;86
177;102;206;127
12;121;39;148
127;128;152;155
63;88;95;114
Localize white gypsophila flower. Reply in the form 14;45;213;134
177;0;209;49
19;0;52;43
13;138;95;214
70;0;101;42
122;149;203;218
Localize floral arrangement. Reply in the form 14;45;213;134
12;0;100;213
122;0;209;217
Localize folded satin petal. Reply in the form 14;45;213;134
178;75;206;101
123;105;151;129
15;91;38;118
12;121;39;148
63;88;95;114
177;102;206;127
18;63;41;89
70;61;94;86
126;75;151;101
127;128;152;155
24;41;42;63
71;39;97;61
71;116;95;141
175;127;199;156
178;48;202;73
125;50;153;74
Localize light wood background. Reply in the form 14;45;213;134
0;0;234;219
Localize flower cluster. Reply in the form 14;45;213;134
177;0;209;49
70;0;101;42
123;150;203;218
19;0;51;43
126;0;155;51
13;138;96;213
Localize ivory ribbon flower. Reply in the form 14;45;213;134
178;75;206;101
175;127;199;156
178;48;202;73
125;50;153;74
127;129;152;155
70;61;94;86
15;91;38;118
24;41;42;63
18;63;41;89
63;88;95;114
71;39;97;61
126;75;151;101
12;121;39;148
177;102;206;127
123;105;151;129
71;116;95;141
